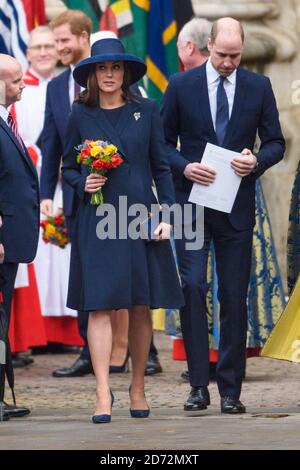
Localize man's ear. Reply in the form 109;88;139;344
207;38;212;52
188;41;196;56
80;30;89;44
0;80;5;106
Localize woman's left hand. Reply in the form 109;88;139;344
153;222;173;240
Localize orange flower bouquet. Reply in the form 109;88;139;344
40;215;69;248
76;139;124;205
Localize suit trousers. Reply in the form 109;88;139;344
175;207;253;399
1;262;19;323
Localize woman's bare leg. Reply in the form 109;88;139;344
110;309;129;367
88;310;113;415
128;305;152;409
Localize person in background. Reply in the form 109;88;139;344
0;54;40;419
9;26;77;366
39;10;94;378
177;17;211;71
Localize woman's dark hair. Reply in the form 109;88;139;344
75;63;140;106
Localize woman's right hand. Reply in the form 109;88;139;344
85;174;107;193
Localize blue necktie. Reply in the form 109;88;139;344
215;75;229;146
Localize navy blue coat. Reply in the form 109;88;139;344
161;64;285;230
0;117;39;263
62;99;184;311
40;69;76;217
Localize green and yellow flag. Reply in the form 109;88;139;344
100;0;178;101
64;0;101;32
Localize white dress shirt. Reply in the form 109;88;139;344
69;64;83;105
206;58;236;130
0;105;9;123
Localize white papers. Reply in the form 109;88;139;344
188;143;242;213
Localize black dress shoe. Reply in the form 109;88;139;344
184;386;210;411
12;356;34;368
181;370;189;382
0;407;10;421
145;352;162;376
221;397;246;414
3;402;30;418
52;357;93;377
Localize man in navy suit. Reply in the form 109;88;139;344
40;10;93;378
162;17;285;413
0;54;40;419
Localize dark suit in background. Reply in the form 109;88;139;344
40;69;92;370
0;117;39;323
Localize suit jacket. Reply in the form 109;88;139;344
0;117;40;263
40;68;76;217
161;63;285;230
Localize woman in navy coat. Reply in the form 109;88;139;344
62;38;183;423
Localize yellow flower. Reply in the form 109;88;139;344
106;144;117;154
45;225;56;237
90;146;102;157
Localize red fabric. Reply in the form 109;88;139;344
27;146;39;166
172;338;261;362
23;70;40;86
0;292;3;303
9;264;47;353
9;263;83;351
43;317;84;346
21;0;46;30
99;8;118;36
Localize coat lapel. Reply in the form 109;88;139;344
0;118;37;176
223;68;247;146
194;66;217;143
115;101;141;137
58;69;72;117
83;104;139;160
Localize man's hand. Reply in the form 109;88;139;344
184;162;216;185
41;199;53;217
153;222;173;240
0;243;4;264
231;148;257;177
85;174;107;193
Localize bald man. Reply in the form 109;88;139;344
0;54;40;420
162;17;285;413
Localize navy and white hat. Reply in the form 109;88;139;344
73;38;146;88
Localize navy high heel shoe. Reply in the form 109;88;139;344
129;386;150;418
109;352;129;374
92;390;114;424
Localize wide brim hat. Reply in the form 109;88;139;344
73;38;147;88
